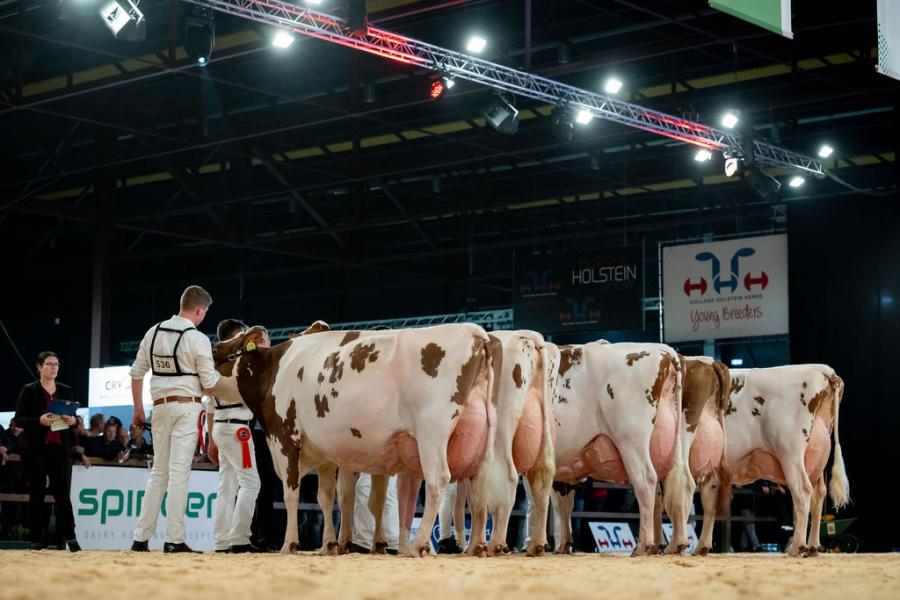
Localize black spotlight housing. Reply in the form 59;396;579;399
185;7;214;66
482;94;519;135
744;167;782;199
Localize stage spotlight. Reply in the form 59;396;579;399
429;80;445;100
443;76;456;89
694;149;713;162
272;30;294;48
482;95;518;134
721;110;739;129
467;35;487;53
99;0;145;42
730;358;743;367
788;175;805;188
305;0;322;5
575;109;593;125
185;8;214;67
818;144;834;158
604;77;623;94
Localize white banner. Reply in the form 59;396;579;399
662;234;789;342
588;521;638;554
878;0;900;82
71;465;218;550
88;366;151;409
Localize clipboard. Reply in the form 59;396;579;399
48;398;79;416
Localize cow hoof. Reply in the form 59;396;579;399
803;546;818;558
414;544;431;557
320;541;339;556
556;541;573;555
817;546;827;554
786;547;802;558
281;542;299;554
693;547;710;557
490;544;510;556
666;543;689;555
527;543;545;557
470;544;488;558
372;541;388;555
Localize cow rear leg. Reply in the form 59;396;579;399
620;449;658;556
478;462;517;556
316;463;339;555
783;462;814;558
662;461;695;555
652;482;664;554
453;479;467;547
806;476;827;555
397;475;421;556
694;473;719;556
550;487;575;554
368;475;390;554
524;463;553;556
410;448;450;557
336;468;356;554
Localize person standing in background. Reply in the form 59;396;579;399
14;351;83;551
129;285;220;553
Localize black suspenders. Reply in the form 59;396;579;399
150;323;200;377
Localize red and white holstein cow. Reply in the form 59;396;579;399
657;356;730;556
397;330;559;556
208;323;496;557
550;341;692;555
699;364;849;557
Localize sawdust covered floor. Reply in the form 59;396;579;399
3;551;899;600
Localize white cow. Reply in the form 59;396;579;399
209;323;496;557
550;341;692;555
696;364;849;557
397;330;559;556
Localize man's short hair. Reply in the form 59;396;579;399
36;351;58;368
217;318;248;342
180;285;213;311
89;414;104;428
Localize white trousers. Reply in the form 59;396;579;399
133;401;201;544
212;421;260;550
351;474;399;550
439;481;461;540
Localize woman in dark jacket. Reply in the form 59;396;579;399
14;351;82;551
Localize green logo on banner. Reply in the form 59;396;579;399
78;489;217;524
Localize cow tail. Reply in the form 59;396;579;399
711;360;733;516
538;344;557;471
482;334;500;463
828;375;850;509
662;353;689;518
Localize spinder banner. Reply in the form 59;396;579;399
662;234;788;342
514;247;642;333
70;465;218;550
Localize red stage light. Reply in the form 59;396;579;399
429;80;445;100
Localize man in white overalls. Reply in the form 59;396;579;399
129;285;219;553
207;319;265;553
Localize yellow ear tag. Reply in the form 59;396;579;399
244;341;257;352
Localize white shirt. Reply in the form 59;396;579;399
130;315;220;399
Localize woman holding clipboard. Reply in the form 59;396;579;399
14;351;84;551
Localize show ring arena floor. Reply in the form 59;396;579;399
3;551;899;599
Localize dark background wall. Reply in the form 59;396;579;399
789;194;900;552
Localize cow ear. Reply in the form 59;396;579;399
301;320;331;335
244;329;266;351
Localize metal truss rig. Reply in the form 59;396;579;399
181;0;824;176
117;309;514;353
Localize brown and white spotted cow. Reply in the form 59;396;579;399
550;341;692;556
698;364;849;557
654;356;731;556
396;330;559;557
208;322;497;557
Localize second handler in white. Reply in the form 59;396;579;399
207;319;264;553
129;285;220;553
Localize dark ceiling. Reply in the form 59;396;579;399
1;0;898;349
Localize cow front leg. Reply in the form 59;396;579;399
368;475;390;554
806;476;827;555
783;462;814;558
694;473;719;556
662;461;695;555
336;468;356;554
396;475;421;556
316;463;339;555
281;481;301;554
550;486;575;554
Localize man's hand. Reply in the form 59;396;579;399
62;415;76;426
39;413;53;427
82;455;91;469
132;407;145;427
208;441;219;466
0;445;8;466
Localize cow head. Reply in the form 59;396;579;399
208;326;272;411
